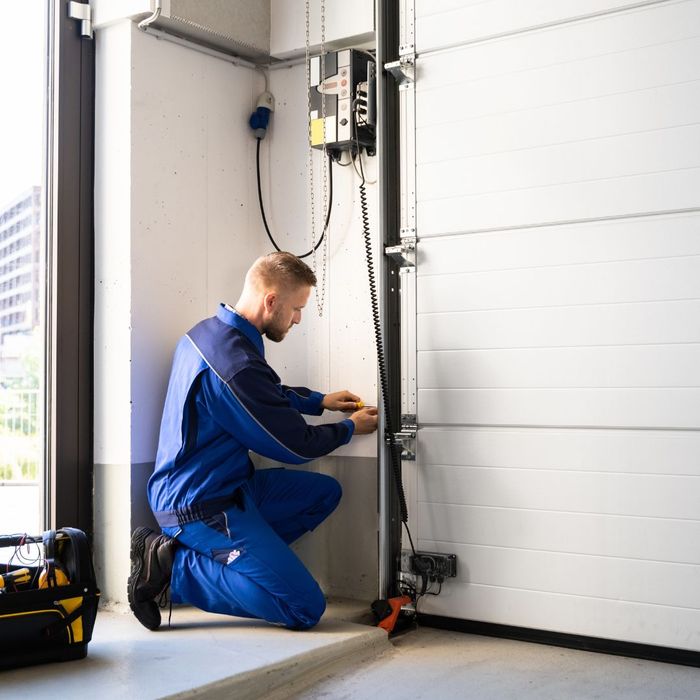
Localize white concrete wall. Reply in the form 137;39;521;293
94;20;133;475
260;61;381;597
93;19;138;604
263;62;380;459
129;25;266;462
94;21;266;602
94;14;380;602
270;0;374;58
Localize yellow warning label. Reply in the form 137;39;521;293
310;118;325;146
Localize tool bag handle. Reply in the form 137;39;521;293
42;529;58;587
0;534;44;549
57;527;94;585
0;529;94;585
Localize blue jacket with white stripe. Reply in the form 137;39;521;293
148;304;354;522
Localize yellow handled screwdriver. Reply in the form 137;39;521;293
0;567;32;591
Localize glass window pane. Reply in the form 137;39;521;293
0;1;48;543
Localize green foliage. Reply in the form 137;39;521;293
0;455;39;482
0;329;42;481
3;328;41;390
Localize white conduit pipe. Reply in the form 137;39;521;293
138;0;162;31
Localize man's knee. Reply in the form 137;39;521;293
318;473;342;513
297;473;342;534
287;583;326;630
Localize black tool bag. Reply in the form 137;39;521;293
0;528;100;670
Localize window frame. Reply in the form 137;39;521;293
44;0;94;534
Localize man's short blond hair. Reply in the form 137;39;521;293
249;252;317;292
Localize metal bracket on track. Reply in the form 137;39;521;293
388;414;417;461
384;54;414;86
385;236;416;267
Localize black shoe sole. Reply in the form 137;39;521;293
128;526;161;631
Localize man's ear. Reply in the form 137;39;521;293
263;291;277;314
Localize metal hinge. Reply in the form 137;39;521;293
68;1;93;39
387;414;417;461
384;50;415;87
385;236;416;267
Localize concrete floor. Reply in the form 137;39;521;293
0;600;388;699
4;600;700;699
295;627;700;700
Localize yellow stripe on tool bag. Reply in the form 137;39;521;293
39;566;84;643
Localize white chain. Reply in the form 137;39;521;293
305;0;315;280
305;0;328;317
316;0;329;317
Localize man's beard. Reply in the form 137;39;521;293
263;309;291;343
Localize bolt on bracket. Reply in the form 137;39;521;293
385;237;416;267
387;414;418;461
384;55;415;86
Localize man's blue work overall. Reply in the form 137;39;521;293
148;304;355;630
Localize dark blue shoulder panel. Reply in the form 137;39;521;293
187;316;266;384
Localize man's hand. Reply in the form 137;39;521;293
322;390;363;412
350;406;378;435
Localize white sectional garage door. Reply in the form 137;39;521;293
408;0;700;651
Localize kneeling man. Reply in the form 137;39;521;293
128;252;377;631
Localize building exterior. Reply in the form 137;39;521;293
0;186;41;346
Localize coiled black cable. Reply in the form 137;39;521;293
256;137;333;259
355;132;417;559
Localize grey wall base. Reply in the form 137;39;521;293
130;462;159;532
290;456;379;602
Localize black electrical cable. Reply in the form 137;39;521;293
255;137;332;259
332;152;354;167
354;119;417;561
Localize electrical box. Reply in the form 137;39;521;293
309;49;376;156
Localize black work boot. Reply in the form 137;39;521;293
127;526;177;631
